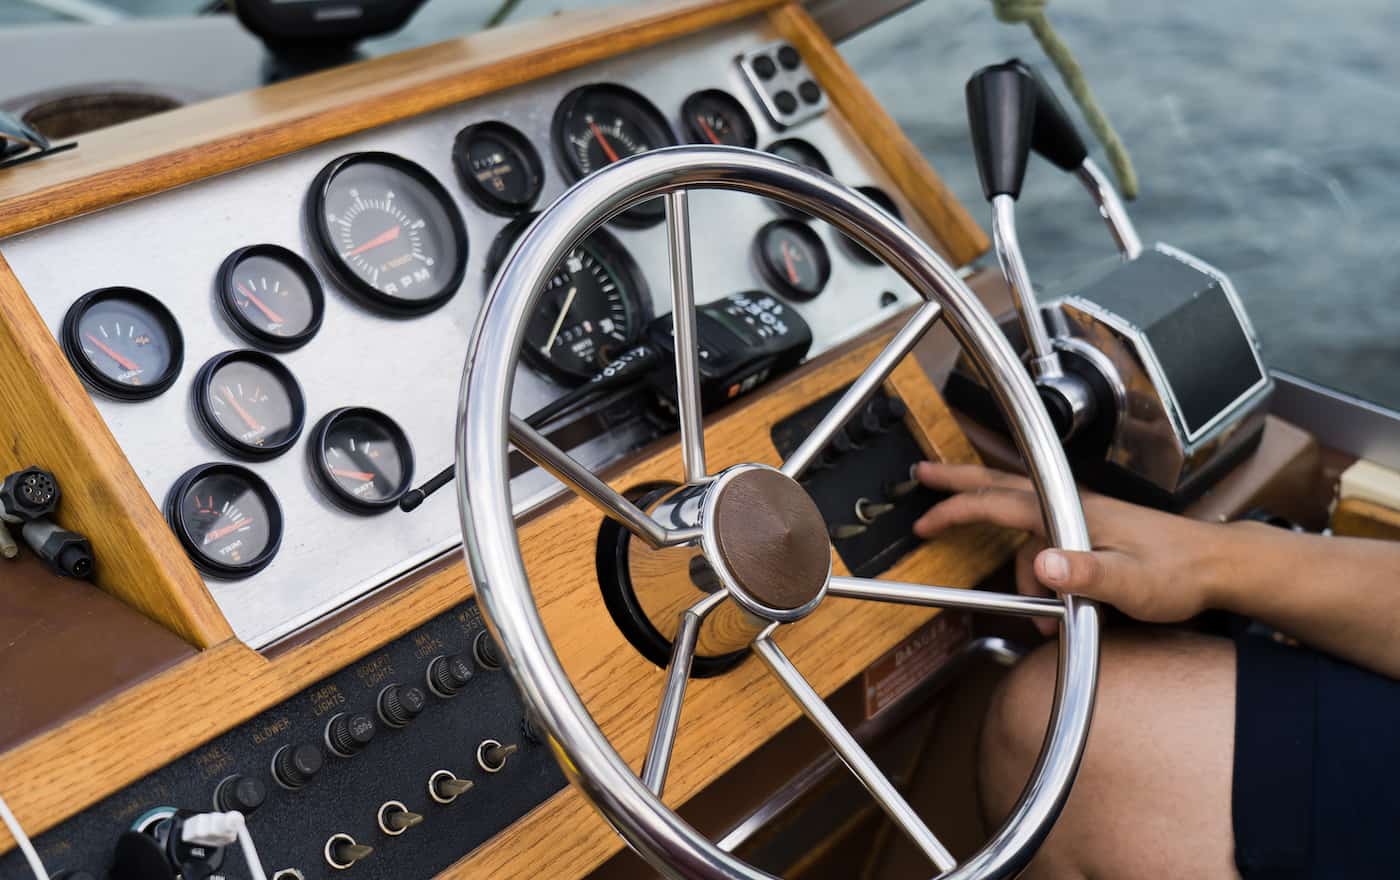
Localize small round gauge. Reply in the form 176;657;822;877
308;152;469;316
309;407;414;514
61;287;184;401
193;350;305;460
453;121;544;215
842;185;905;264
754;219;831;301
217;244;325;350
681;89;757;148
487;215;652;384
552;83;677;227
165;463;282;579
765;139;833;217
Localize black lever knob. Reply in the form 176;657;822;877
1011;59;1089;172
965;61;1037;201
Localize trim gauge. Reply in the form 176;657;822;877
166;463;283;579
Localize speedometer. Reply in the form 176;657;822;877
307;152;468;316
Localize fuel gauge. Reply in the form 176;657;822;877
754;219;831;301
166;463;282;579
309;407;414;514
62;287;183;401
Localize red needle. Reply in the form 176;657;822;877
696;115;722;145
331;468;377;482
781;240;801;285
236;284;286;325
346;224;401;257
85;333;140;373
588;120;622;163
222;386;263;433
204;518;251;544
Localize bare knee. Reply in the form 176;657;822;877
978;639;1057;827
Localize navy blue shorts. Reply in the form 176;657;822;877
1233;627;1400;878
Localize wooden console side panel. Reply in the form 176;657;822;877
0;253;230;647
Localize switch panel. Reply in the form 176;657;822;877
737;41;829;129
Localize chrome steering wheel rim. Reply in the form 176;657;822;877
457;145;1100;880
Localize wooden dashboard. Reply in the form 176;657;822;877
0;2;1010;878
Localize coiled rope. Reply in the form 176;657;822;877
989;0;1139;199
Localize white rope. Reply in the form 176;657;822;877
0;789;49;880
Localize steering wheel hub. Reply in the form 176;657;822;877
703;465;831;622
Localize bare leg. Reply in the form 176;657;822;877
978;628;1240;879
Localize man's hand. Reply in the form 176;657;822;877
912;462;1233;635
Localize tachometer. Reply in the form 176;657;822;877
552;83;676;227
61;287;184;401
308;152;468;316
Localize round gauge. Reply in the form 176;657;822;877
552;83;677;227
487;215;652;384
217;244;325;350
309;407;414;514
765;139;832;217
453;121;544;215
842;186;905;264
61;287;184;401
754;219;831;301
680;89;757;148
165;463;282;579
308;152;468;316
193;350;306;460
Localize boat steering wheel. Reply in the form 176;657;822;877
456;146;1101;880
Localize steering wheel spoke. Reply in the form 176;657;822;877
754;629;957;874
640;590;729;796
780;301;942;481
827;575;1065;619
665;189;709;485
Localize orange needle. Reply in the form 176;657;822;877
696;115;722;145
204;518;251;544
588;120;621;163
85;333;141;373
346;224;401;257
331;468;377;482
237;284;286;325
781;240;800;285
222;385;263;433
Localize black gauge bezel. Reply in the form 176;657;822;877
452;121;545;216
551;83;677;228
308;406;415;515
765;138;832;218
165;462;283;579
753;219;832;302
680;89;758;149
306;151;469;317
193;350;306;461
216;243;325;351
841;185;904;265
487;213;654;385
61;286;184;402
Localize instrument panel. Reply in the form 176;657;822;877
1;21;932;648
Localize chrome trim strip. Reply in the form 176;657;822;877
1270;371;1400;471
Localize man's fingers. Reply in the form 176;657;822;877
1034;548;1127;599
912;487;1045;538
914;461;1034;495
1015;539;1058;636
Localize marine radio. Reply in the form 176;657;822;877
950;60;1273;509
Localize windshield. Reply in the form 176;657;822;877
4;0;1398;411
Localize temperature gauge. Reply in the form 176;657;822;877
552;83;677;227
61;287;183;401
309;407;415;514
754;219;831;301
194;350;306;460
166;463;282;579
217;244;325;350
681;89;757;148
453;121;545;215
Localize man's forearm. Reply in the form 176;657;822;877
1208;522;1400;678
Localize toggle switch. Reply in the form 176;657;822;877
377;801;424;836
324;834;372;871
477;739;519;774
883;464;921;500
829;523;867;540
428;770;474;804
855;498;895;524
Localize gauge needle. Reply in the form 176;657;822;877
541;286;579;354
236;284;286;324
588;121;622;163
696;115;722;145
331;468;377;482
204;517;252;544
346;224;401;257
84;333;141;373
222;385;264;433
781;240;801;285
